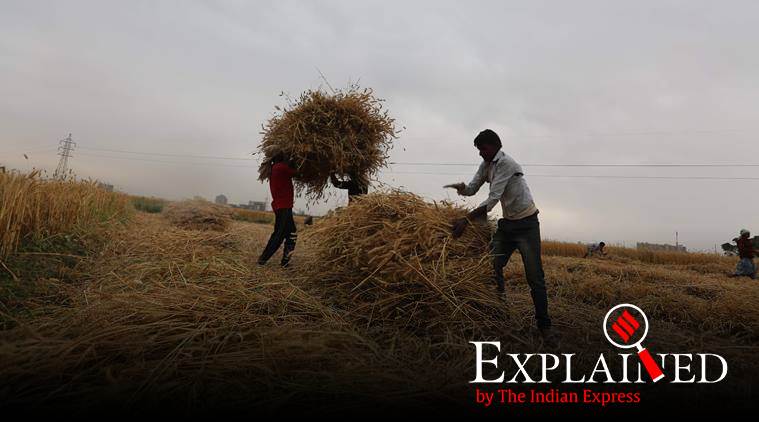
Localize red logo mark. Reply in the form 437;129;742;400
611;310;641;343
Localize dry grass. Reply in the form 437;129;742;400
542;240;733;266
130;195;165;213
301;191;500;333
0;215;453;410
304;191;492;279
231;208;274;224
257;85;398;201
542;241;587;257
232;208;310;225
1;187;757;412
163;200;233;231
608;246;731;265
0;170;132;259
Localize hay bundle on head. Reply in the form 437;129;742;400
257;85;398;201
302;191;503;333
163;200;233;231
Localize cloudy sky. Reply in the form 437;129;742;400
2;0;758;250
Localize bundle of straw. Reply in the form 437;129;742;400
301;191;499;332
163;200;233;231
257;85;398;201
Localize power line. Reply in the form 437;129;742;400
68;145;759;167
76;152;259;168
0;145;59;155
72;151;759;180
78;146;256;160
404;129;752;140
531;175;759;181
389;162;759;167
33;140;754;183
74;148;759;168
382;170;759;181
509;129;751;138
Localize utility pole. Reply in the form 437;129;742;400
54;133;76;179
675;231;679;248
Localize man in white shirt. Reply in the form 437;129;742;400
447;129;552;335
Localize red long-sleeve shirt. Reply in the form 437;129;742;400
270;162;295;210
737;236;755;259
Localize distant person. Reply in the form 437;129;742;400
731;229;756;279
330;172;368;203
445;129;552;340
258;154;297;268
584;242;607;258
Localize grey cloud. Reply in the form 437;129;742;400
1;0;758;250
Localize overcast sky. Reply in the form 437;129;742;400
2;0;758;250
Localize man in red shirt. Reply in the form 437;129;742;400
732;229;756;279
258;154;298;267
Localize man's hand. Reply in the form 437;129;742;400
451;217;469;239
443;182;466;195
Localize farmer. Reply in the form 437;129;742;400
584;242;606;258
446;129;552;337
330;172;368;203
731;229;756;279
258;153;298;267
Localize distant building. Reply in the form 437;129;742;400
215;194;228;205
248;200;266;211
637;242;687;253
231;200;267;211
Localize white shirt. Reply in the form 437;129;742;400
461;150;538;220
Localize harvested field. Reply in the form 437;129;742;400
231;208;310;226
163;200;233;231
1;188;758;415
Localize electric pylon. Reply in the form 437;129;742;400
53;133;76;179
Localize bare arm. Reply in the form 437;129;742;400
331;173;350;189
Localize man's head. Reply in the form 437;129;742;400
473;129;502;162
599;242;606;248
740;229;750;238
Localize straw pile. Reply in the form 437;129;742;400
0;215;460;412
302;191;502;333
257;85;398;201
163;200;233;231
2;211;759;412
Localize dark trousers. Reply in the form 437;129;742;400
258;208;297;264
491;212;551;329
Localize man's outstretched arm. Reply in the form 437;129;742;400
445;162;487;196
